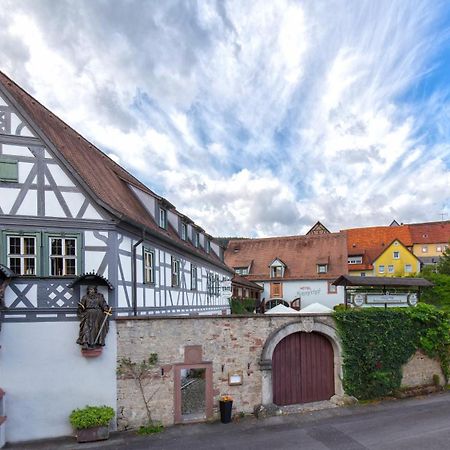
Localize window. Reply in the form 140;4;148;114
235;267;249;275
143;249;155;284
360;272;366;277
348;256;362;264
393;251;400;259
317;264;328;274
159;207;167;229
379;265;385;273
181;223;187;241
49;237;77;276
215;274;220;296
194;232;200;248
388;265;394;273
436;245;443;252
205;239;211;253
271;266;284;277
207;272;215;296
422;246;428;253
0;159;18;182
271;282;282;297
171;257;180;287
328;281;337;294
190;265;197;290
405;264;412;273
7;235;36;275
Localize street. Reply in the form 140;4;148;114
11;392;450;450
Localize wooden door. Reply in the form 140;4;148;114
272;332;334;405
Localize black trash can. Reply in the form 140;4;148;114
219;400;233;423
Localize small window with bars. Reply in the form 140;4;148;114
144;249;155;284
7;235;36;275
49;237;77;276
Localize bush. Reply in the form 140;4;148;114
230;297;255;314
69;405;115;430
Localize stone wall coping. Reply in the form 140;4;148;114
116;313;334;321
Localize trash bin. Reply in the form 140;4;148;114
219;400;233;423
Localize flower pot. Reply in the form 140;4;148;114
76;425;109;443
219;400;233;424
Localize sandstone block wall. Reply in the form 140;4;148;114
401;350;444;387
116;314;336;429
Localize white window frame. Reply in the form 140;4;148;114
422;246;428;253
194;231;200;248
393;251;400;259
181;223;187;241
143;249;155;284
436;245;443;252
348;256;363;264
49;237;77;276
317;264;328;274
235;267;249;275
405;264;412;273
388;265;394;273
171;257;180;287
379;265;385;273
159;207;167;229
271;266;284;277
205;239;211;253
190;264;197;290
7;235;37;275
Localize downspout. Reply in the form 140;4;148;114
132;230;145;317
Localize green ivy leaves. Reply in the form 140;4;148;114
334;304;450;400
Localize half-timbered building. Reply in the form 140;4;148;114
0;71;232;443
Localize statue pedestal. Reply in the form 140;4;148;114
81;348;103;358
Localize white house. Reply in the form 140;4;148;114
0;71;233;444
225;228;347;311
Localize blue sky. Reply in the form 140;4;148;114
1;0;450;237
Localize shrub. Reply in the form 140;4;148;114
69;405;115;430
230;297;255;314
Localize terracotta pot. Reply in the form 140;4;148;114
76;425;109;443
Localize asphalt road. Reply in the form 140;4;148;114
11;392;450;450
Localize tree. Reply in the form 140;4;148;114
437;244;450;275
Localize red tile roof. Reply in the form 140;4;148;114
0;71;230;271
345;226;413;267
408;221;450;244
225;233;348;281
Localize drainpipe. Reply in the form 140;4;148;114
132;230;145;317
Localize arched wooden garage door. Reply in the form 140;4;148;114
272;332;334;405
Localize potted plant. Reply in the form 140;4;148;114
219;395;233;424
69;405;115;443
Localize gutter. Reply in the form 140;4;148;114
131;230;145;317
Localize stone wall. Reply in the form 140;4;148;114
401;350;444;387
116;314;339;430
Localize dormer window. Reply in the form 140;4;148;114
159;207;167;229
317;264;328;274
194;231;200;248
181;222;187;241
269;258;286;278
205;239;211;253
348;256;362;264
235;267;249;275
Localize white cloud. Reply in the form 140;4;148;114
1;0;449;236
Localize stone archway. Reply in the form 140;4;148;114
259;317;343;405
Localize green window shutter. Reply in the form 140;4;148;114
0;159;18;182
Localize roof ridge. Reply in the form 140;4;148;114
229;232;343;242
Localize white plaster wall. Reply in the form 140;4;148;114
0;321;117;443
260;279;345;309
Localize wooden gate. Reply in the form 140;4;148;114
272;332;334;405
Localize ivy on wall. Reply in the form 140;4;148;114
334;304;450;400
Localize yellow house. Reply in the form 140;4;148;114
373;239;420;277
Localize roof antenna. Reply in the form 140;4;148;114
439;212;447;221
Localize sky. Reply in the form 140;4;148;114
1;0;450;237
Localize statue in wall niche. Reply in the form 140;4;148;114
77;285;112;349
